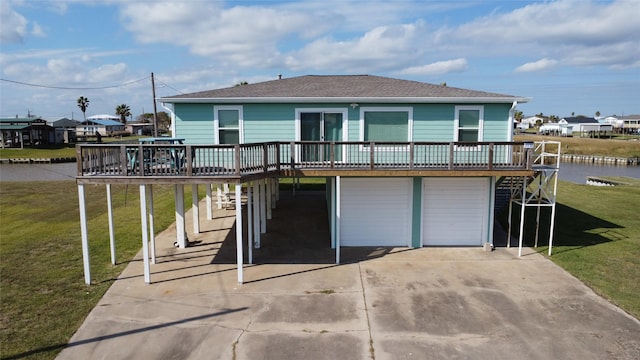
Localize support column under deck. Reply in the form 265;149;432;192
78;184;91;285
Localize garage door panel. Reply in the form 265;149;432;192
341;178;411;246
422;178;489;246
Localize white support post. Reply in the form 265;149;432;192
518;177;527;257
175;184;187;248
331;177;336;249
247;184;253;264
260;179;267;234
206;184;213;220
192;184;200;234
235;183;244;283
216;184;223;209
336;176;341;265
271;178;277;208
266;178;272;220
78;184;91;285
140;185;151;284
253;181;261;248
275;177;280;202
106;184;116;265
147;185;156;264
507;178;514;248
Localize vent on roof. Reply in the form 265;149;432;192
278;74;282;80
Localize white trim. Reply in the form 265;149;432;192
359;106;413;142
294;108;348;142
161;96;531;104
454;105;484;142
214;105;244;144
295;108;348;163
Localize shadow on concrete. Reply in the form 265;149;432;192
211;190;408;265
2;308;247;360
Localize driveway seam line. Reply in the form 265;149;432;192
358;262;376;360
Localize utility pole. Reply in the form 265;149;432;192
151;72;159;137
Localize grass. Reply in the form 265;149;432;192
0;136;144;160
504;179;640;319
515;134;640;157
0;181;200;359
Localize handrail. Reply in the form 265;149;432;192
76;141;533;178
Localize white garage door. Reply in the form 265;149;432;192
340;178;412;246
422;177;490;246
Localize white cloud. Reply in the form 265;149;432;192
446;0;640;69
515;58;559;73
286;22;427;72
0;0;28;43
397;58;468;76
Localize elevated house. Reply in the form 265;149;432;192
76;115;126;137
0;117;54;148
47;117;79;144
560;117;612;137
75;75;559;284
603;115;640;134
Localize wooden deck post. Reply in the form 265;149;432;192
247;184;253;264
206;184;213;220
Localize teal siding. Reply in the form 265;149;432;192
483;103;511;141
172;102;513;144
413;104;455;141
411;177;422;248
174;103;214;144
244;104;295;142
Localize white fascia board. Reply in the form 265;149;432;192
158;96;531;104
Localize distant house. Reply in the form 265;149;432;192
519;116;544;129
0;117;55;148
77;115;127;137
47;118;79;144
560;117;612;137
603;115;640;134
126;122;155;136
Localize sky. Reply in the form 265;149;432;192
0;0;639;121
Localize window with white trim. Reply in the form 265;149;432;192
214;106;243;144
454;106;483;142
360;107;412;142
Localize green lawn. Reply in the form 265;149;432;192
0;181;198;359
1;177;639;358
507;179;640;319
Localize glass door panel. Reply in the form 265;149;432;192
301;113;321;161
324;113;342;161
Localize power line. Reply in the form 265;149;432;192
0;76;150;90
154;78;185;94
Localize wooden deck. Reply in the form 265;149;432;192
76;141;534;184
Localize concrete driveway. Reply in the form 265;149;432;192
57;191;640;360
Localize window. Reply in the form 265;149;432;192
455;106;483;142
360;107;412;142
214;106;243;144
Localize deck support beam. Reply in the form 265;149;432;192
175;184;187;248
206;184;213;220
253;181;261;248
247;184;253;264
140;184;151;284
192;184;200;234
106;184;116;265
336;176;341;265
147;185;156;264
235;183;244;283
78;184;91;285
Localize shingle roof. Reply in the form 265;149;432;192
160;75;527;103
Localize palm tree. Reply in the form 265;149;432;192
115;104;131;124
77;96;89;121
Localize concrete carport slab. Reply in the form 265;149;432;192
57;192;640;360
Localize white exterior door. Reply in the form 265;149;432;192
340;178;412;246
422;178;490;246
